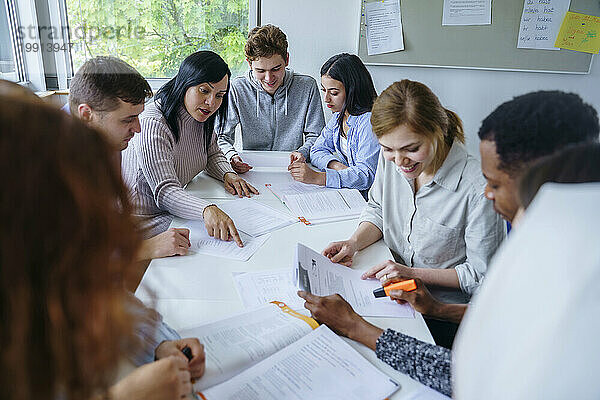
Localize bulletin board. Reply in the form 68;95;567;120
357;0;598;73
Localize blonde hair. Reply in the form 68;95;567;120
371;79;464;174
245;24;288;62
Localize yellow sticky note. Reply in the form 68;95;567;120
555;12;600;54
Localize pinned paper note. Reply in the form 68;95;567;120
365;0;404;55
517;0;571;50
442;0;492;26
555;11;600;54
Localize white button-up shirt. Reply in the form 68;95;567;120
360;141;505;303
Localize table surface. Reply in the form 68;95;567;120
135;151;436;399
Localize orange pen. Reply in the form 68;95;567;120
372;279;417;298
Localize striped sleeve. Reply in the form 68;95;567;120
136;117;214;220
205;130;235;180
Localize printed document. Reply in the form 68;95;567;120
365;0;405;55
181;219;269;261
283;188;367;224
296;243;415;318
442;0;492;26
233;269;305;310
199;325;400;400
241;170;295;192
517;0;571;50
217;198;297;237
180;302;318;391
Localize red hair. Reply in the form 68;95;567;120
0;97;141;399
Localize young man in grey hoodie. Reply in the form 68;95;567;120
217;24;326;173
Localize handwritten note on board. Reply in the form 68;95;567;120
517;0;571;50
365;0;404;55
555;12;600;54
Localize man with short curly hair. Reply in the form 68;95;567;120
378;91;599;330
217;24;325;173
478;90;599;222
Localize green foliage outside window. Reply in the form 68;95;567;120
66;0;249;78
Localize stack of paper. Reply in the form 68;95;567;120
281;188;367;224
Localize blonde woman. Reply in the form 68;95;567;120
323;80;504;318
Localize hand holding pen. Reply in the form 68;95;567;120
155;338;206;380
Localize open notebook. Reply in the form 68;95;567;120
243;168;367;225
181;302;400;399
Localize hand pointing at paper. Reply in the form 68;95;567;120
203;205;244;247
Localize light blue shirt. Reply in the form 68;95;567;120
310;112;380;191
128;294;181;366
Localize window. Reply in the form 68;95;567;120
1;0;19;81
64;0;251;79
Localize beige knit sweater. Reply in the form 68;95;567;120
121;101;234;237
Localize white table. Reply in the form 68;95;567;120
135;151;436;399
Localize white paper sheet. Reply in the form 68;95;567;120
199;325;400;400
238;152;291;168
405;384;452;400
217;198;297;237
241;170;296;193
181;219;269;261
442;0;492;26
233;269;305;310
517;0;571;50
181;303;315;391
283;188;367;223
296;243;415;318
365;0;405;55
266;180;328;197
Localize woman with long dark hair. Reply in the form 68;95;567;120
122;51;258;246
288;53;380;192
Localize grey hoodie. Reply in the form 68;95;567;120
216;68;325;162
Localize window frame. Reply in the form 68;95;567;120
59;0;261;91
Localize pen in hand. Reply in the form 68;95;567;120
182;345;193;361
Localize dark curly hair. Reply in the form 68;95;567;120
478;91;599;176
518;142;600;209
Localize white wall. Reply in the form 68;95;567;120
262;0;600;156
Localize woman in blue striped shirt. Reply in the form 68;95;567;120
288;53;380;194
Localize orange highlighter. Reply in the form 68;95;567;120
373;279;417;298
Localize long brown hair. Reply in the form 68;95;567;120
0;97;141;399
371;79;465;174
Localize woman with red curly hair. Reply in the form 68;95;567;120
0;96;194;399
